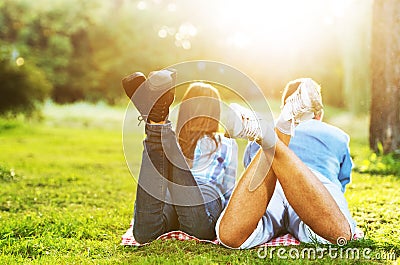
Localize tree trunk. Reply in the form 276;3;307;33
370;0;400;153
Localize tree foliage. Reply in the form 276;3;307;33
0;44;51;115
0;0;373;111
0;0;202;106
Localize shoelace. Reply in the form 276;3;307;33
286;90;309;136
287;90;309;121
148;93;174;122
236;113;261;141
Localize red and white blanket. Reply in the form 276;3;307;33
121;220;364;247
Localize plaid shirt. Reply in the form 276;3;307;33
191;134;237;207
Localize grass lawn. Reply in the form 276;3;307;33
0;102;399;264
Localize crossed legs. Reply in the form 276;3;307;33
218;130;351;248
133;122;222;243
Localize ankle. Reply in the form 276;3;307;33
260;122;277;150
149;120;167;124
275;128;291;146
275;114;293;135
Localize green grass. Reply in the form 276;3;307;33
0;102;399;264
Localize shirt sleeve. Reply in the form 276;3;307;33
222;139;238;205
337;137;353;192
243;141;261;168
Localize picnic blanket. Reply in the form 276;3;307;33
121;219;365;247
121;222;300;247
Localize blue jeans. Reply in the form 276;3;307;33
133;122;222;243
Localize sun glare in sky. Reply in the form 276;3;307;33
214;0;354;51
139;0;358;58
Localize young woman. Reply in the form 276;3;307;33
122;70;237;243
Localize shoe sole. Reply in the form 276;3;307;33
122;72;147;99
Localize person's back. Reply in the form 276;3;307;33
288;119;353;192
191;134;237;207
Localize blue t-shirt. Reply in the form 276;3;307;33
244;119;353;192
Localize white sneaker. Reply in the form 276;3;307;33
224;103;276;149
281;78;323;123
279;78;323;136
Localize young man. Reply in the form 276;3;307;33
217;78;357;248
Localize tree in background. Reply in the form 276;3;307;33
370;0;400;153
0;0;374;110
0;0;204;105
0;44;51;116
0;0;51;115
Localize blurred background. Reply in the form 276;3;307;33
0;0;372;112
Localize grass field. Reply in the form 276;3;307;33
0;102;399;264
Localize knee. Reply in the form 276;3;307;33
133;228;155;244
217;220;245;248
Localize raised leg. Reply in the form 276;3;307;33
133;123;173;243
218;148;277;248
164;128;223;240
269;138;351;243
218;128;351;248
